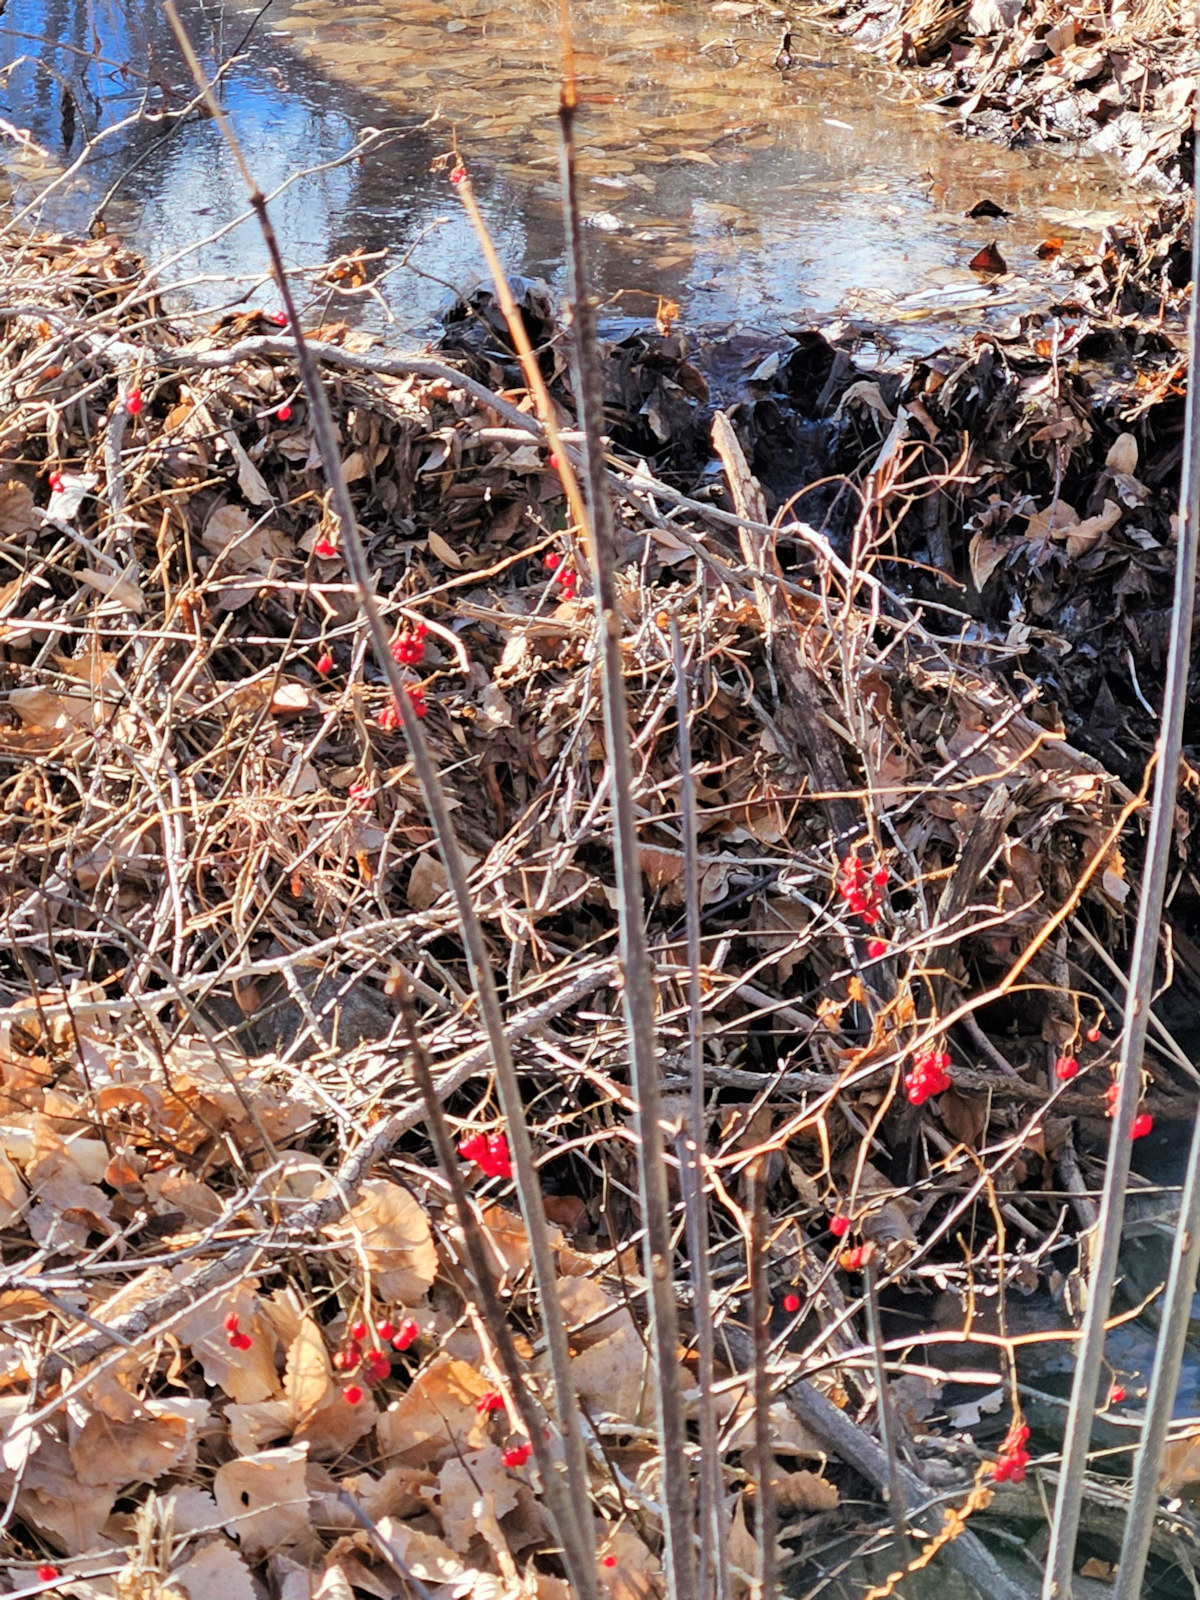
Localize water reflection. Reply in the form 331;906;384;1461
0;0;1149;345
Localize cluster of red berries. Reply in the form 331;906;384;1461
36;1566;60;1584
473;1391;531;1467
904;1049;952;1106
458;1130;513;1178
838;855;887;927
1102;1082;1153;1139
337;1316;420;1404
392;622;428;665
992;1420;1031;1483
224;1311;253;1352
378;685;428;728
543;551;579;600
314;537;338;560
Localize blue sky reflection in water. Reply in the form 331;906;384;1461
0;0;1150;345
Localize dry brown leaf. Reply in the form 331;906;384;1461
375;1353;492;1464
407;852;447;911
374;1518;465;1584
1064;498;1121;560
77;568;146;612
0;481;38;538
436;1446;518;1553
968;531;1012;590
772;1467;839;1511
169;1539;258;1600
213;1444;314;1558
325;1179;437;1302
570;1319;648;1424
428;529;465;568
174;1283;281;1404
1159;1426;1200;1493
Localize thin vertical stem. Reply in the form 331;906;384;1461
747;1160;777;1600
556;12;697;1597
863;1255;907;1553
671;617;728;1600
1042;129;1200;1600
161;15;595;1595
1111;99;1200;1600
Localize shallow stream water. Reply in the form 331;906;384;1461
0;0;1152;349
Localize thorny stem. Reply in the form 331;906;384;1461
555;9;698;1599
1043;116;1200;1600
1109;92;1200;1600
162;11;597;1596
671;616;730;1600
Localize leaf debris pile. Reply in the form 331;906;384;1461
797;0;1196;191
0;224;1197;1599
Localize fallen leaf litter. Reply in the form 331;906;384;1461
0;213;1198;1595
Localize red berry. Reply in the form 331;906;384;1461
543;552;562;571
1054;1056;1079;1081
841;1246;865;1271
392;1320;419;1352
477;1391;505;1413
548;452;559;470
1109;1384;1126;1403
782;1292;801;1313
1087;1025;1102;1043
365;1352;391;1382
37;1568;60;1584
376;1320;395;1343
315;650;333;676
829;1214;850;1238
406;684;428;719
601;1557;617;1570
332;1349;358;1371
229;1331;253;1351
377;701;400;731
277;403;292;422
1105;1082;1121;1109
223;1311;240;1334
125;389;143;415
502;1442;533;1468
1132;1113;1153;1140
866;938;887;959
349;1321;368;1342
314;538;337;559
449;164;467;184
270;311;288;326
48;471;63;492
872;864;888;887
343;1384;364;1405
